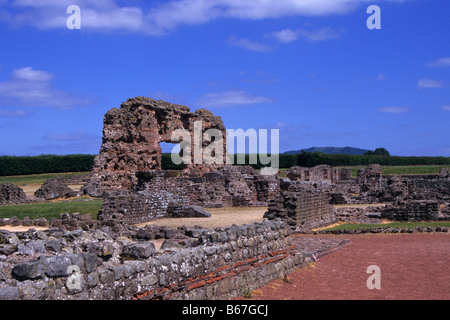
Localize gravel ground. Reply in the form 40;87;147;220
245;233;450;300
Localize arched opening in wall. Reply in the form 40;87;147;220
160;142;185;170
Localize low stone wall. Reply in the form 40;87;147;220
0;220;304;300
407;179;450;200
134;167;278;208
98;191;189;225
0;213;97;231
334;206;384;223
316;225;449;235
381;200;444;221
264;188;335;232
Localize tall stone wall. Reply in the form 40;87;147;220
82;97;228;196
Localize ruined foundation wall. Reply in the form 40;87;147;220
98;191;190;225
381;201;444;221
264;182;335;232
134;168;279;209
0;220;304;300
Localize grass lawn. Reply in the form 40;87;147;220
278;165;448;177
343;165;448;177
325;221;450;231
0;172;90;186
0;198;103;220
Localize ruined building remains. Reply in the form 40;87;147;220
82;97;228;197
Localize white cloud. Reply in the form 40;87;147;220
0;67;91;109
417;78;444;89
0;109;28;117
197;90;274;108
270;27;341;43
268;29;299;43
426;57;450;67
227;36;272;52
377;106;412;113
1;0;406;35
441;105;450;111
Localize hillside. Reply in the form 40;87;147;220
283;146;369;155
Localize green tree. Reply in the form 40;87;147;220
365;147;390;156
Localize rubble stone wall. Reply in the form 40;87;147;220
264;183;335;232
98;191;189;225
0;184;27;205
381;201;444;221
82;97;229;196
0;220;304;300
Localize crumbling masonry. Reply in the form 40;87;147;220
1;97;449;300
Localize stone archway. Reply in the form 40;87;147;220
82;97;228;196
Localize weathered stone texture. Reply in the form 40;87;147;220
357;164;382;192
82;97;228;196
98;191;189;225
0;183;27;205
264;181;335;232
0;220;304;300
34;177;77;200
381;200;442;221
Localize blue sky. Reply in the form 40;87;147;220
0;0;449;156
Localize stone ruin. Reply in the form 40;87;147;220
34;177;77;201
78;97;450;228
0;184;27;205
1;96;449;300
82;97;228;197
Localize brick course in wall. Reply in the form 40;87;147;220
0;220;304;300
264;181;336;232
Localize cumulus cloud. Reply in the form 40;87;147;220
377;106;412;114
0;67;91;109
197;90;274;108
0;0;406;35
426;57;450;67
270;27;342;43
227;36;272;52
417;78;445;89
441;105;450;111
0;109;28;118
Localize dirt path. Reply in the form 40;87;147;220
247;233;450;300
136;207;267;229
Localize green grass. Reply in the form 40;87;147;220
278;165;447;177
334;165;448;177
0;172;90;186
0;198;103;220
327;221;450;231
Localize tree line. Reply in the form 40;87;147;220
1;152;450;176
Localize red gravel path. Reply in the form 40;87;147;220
252;233;450;300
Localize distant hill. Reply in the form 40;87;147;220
283;146;370;155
